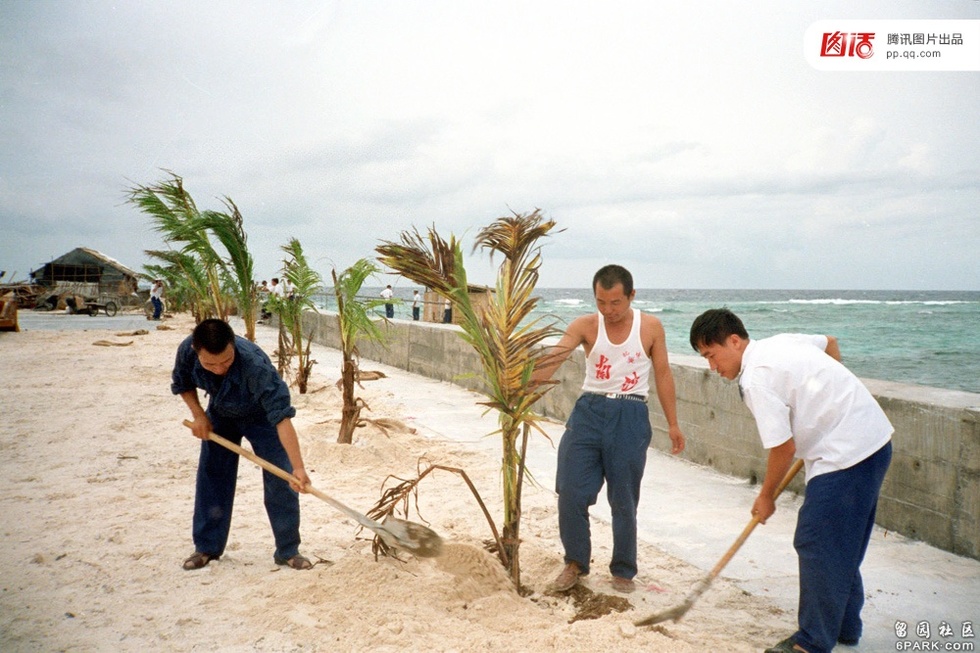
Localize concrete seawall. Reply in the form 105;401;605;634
298;310;980;561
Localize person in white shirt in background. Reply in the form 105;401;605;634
412;290;422;321
381;285;394;318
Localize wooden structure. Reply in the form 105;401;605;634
31;247;139;299
0;292;18;332
422;285;494;325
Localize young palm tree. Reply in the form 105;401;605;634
128;172;258;339
331;258;390;444
376;209;563;586
273;238;322;394
198;199;258;341
127;173;229;321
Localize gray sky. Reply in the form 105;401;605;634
2;1;978;290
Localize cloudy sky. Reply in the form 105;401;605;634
2;1;978;290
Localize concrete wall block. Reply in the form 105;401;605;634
876;496;953;551
881;453;956;514
957;410;980;473
953;468;979;558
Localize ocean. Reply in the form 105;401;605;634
335;287;980;395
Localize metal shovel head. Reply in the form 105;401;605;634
378;515;444;558
633;570;713;626
633;596;695;627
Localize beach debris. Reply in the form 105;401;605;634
92;340;134;347
334;369;387;388
114;329;149;336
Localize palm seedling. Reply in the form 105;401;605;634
127;172;258;339
274;238;322;394
376;210;563;586
331;258;390;444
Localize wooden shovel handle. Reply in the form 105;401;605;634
180;419;387;531
707;458;804;579
182;419;302;487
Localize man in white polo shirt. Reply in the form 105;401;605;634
690;308;893;653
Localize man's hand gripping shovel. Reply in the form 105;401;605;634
182;420;443;558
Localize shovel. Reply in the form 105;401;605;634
182;419;443;558
634;458;804;627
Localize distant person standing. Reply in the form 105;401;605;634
150;280;165;321
442;297;452;324
270;278;285;298
412;290;422;321
689;308;893;653
381;285;394;318
258;281;271;321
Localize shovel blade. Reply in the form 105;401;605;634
378;516;444;558
633;599;693;626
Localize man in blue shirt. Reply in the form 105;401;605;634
172;319;313;570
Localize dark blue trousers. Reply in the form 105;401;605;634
151;296;163;319
793;442;892;653
192;413;301;561
555;394;651;579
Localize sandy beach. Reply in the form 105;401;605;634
2;312;977;652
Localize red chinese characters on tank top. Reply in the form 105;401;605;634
581;308;651;396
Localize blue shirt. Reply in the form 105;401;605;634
171;335;296;426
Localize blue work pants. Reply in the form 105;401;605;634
192;413;302;562
555;394;651;579
793;442;892;653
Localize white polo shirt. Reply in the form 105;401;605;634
739;334;893;480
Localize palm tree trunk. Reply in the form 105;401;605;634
338;356;359;444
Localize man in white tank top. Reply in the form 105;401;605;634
532;265;685;594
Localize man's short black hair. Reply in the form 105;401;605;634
593;264;634;296
689;308;749;351
192;319;235;354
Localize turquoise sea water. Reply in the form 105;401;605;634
337;288;980;394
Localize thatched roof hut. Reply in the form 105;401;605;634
30;247;139;298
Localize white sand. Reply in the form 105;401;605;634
2;313;977;652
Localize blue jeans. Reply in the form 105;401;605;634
192;413;301;561
793;442;892;653
151;296;162;319
555;394;651;579
385;304;394;318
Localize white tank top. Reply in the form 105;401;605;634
581;308;652;396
